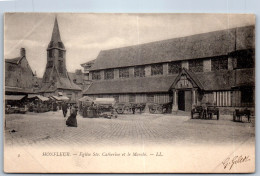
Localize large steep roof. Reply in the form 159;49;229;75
90;25;254;71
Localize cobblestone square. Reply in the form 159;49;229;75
4;110;255;147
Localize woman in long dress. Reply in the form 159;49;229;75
66;105;78;127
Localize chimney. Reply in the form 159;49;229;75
20;48;26;57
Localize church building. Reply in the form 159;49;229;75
39;17;82;101
83;25;255;113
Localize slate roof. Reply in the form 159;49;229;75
68;72;83;84
39;78;82;93
5;56;24;64
5;95;26;101
81;59;95;67
90;25;254;71
84;68;254;94
5;86;34;94
196;70;235;91
84;75;177;94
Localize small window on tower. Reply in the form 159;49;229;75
58;60;63;74
48;50;53;58
59;50;63;58
58;42;63;48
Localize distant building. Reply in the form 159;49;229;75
83;25;255;113
5;48;38;95
39;17;81;101
81;59;95;79
80;59;95;90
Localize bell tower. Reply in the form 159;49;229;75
42;17;68;83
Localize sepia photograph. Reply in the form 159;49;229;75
4;13;255;173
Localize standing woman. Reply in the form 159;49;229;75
66;105;78;127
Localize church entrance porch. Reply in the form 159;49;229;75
171;68;204;113
178;90;192;112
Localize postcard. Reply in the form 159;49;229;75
4;13;255;173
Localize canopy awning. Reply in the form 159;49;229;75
28;94;49;101
5;95;25;101
78;96;94;102
94;98;116;105
51;95;69;101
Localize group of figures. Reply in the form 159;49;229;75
61;102;78;127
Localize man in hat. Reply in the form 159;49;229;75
61;102;68;117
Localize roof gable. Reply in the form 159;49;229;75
171;68;204;90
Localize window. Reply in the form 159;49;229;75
236;50;254;69
58;42;64;48
168;61;181;74
58;60;63;74
134;66;145;77
211;56;228;71
92;71;101;80
104;69;114;80
189;59;203;72
59;50;63;58
151;64;163;76
48;50;53;58
119;68;129;78
47;61;53;68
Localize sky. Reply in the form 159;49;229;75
4;13;255;77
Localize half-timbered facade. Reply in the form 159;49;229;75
83;25;255;113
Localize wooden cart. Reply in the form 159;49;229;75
115;103;146;114
191;105;219;120
148;102;172;114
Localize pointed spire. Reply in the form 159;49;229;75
48;16;65;49
51;16;62;42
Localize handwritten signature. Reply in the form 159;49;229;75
222;155;250;170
